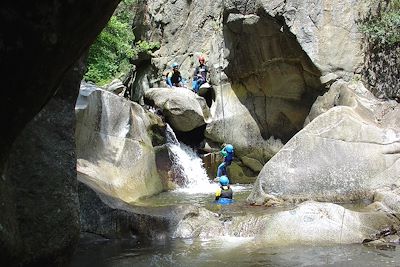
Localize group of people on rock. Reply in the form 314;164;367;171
165;55;209;94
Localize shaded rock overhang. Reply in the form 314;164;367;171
0;0;121;170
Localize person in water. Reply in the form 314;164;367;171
216;144;234;178
215;175;233;204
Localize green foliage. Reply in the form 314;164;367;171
84;0;160;85
84;0;135;85
360;0;400;45
135;40;161;54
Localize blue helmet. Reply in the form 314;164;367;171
172;62;179;69
219;175;229;186
225;144;234;153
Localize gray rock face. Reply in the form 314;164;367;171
134;0;374;171
131;2;398;202
248;80;400;205
223;11;323;142
363;43;400;100
75;87;163;203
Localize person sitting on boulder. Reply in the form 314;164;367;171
216;144;234;179
166;62;183;88
192;55;208;93
215;175;233;205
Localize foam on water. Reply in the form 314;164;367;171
166;124;216;194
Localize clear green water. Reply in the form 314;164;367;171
71;184;399;266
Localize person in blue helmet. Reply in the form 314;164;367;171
216;144;234;178
215;175;233;204
166;62;183;88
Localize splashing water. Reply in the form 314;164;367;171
166;124;217;194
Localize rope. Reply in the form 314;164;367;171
219;50;226;141
219;0;226;141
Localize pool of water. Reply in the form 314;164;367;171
136;183;252;206
135;183;289;217
70;236;400;267
71;184;390;266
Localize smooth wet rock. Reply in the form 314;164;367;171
75;87;163;203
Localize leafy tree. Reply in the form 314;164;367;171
84;0;135;85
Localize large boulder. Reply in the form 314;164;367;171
75;85;163;203
144;87;211;132
248;80;400;205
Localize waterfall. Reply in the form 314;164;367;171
165;124;216;193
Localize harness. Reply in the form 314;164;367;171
169;70;182;85
215;185;233;200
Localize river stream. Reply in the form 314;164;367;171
70;126;399;266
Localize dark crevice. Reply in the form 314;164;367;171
173;124;207;149
199;86;216;108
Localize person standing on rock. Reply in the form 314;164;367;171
192;55;208;93
216;144;234;179
166;62;184;88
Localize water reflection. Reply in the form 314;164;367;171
70;237;399;267
72;184;389;266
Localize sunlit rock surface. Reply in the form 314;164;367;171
134;0;376;177
144;87;210;132
135;0;375;145
174;201;399;245
205;82;284;160
248;80;400;204
76;85;163;203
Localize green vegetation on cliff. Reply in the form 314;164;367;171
361;0;400;45
84;0;159;85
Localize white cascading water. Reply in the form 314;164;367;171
165;124;218;194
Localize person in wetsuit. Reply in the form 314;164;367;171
215;175;233;204
216;144;234;178
166;62;183;87
192;55;208;93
